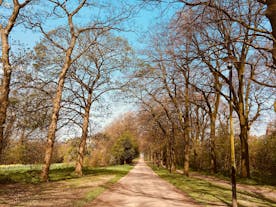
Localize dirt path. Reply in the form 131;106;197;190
87;158;201;207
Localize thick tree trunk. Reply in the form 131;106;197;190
75;92;92;176
0;31;11;160
170;127;176;172
236;57;250;178
266;0;276;65
171;144;176;172
165;145;169;169
183;80;190;177
240;123;250;178
193;106;200;170
183;110;190;176
183;142;190;176
168;141;172;173
210;76;221;174
161;149;166;167
0;0;29;163
193;148;198;170
210;116;217;174
166;143;171;170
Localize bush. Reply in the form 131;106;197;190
111;132;139;165
250;133;276;178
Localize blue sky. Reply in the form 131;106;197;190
10;1;180;50
6;1;274;137
5;1;175;138
8;1;181;137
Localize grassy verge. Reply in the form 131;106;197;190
0;163;133;207
151;165;276;207
190;168;276;187
74;164;133;206
0;163;133;184
0;163;74;184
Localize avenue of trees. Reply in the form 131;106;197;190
0;0;275;185
130;0;275;180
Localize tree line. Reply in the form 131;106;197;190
128;0;275;180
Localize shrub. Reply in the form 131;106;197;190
111;132;139;164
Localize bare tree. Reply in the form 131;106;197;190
33;0;132;181
257;0;276;65
132;25;194;175
170;0;275;67
128;56;180;171
187;1;273;178
62;31;133;176
142;0;275;179
0;0;31;161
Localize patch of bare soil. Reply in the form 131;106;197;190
190;172;276;203
0;175;114;207
87;158;202;207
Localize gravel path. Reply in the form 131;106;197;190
88;158;201;207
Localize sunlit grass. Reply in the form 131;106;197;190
0;162;74;171
0;162;133;184
151;165;276;207
72;164;133;206
0;163;133;207
192;168;276;187
0;163;75;183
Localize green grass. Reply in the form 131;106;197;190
0;162;74;171
151;165;276;207
0;163;75;184
72;164;133;206
0;163;133;184
237;174;276;187
191;168;276;187
0;163;133;207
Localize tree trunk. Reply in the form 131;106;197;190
170;127;176;172
161;149;166;167
193;148;198;171
75;92;92;176
183;142;190;176
165;145;169;169
229;82;238;207
265;0;276;65
0;0;27;162
41;44;75;181
0;31;11;160
240;123;250;178
183;80;190;177
171;144;176;172
193;106;200;170
210;75;221;174
210;116;217;174
166;142;172;171
236;57;250;178
41;88;63;181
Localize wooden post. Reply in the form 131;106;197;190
228;63;238;207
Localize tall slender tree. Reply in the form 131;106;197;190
0;0;31;161
63;32;133;176
36;0;132;181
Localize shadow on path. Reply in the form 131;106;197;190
87;158;202;207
